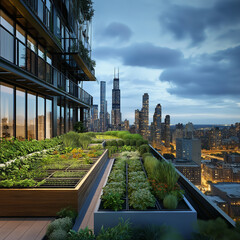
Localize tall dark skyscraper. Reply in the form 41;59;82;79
111;71;121;130
165;115;170;147
153;104;162;147
89;105;99;132
141;93;149;139
100;81;106;132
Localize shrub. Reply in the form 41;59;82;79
129;189;155;210
136;139;144;147
144;156;159;179
194;218;240;240
96;218;132;240
124;139;130;146
78;134;92;149
117;131;129;138
62;132;80;148
101;192;124;211
129;139;136;146
142;152;152;161
46;217;73;237
117;140;124;147
67;227;95;240
139;144;150;156
49;229;68;240
163;194;178;209
56;207;78;222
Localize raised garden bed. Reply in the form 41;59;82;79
94;152;197;239
0;149;108;216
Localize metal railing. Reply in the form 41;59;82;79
149;144;236;228
0;25;92;106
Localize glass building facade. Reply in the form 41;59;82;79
0;0;95;140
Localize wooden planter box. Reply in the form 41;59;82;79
94;158;197;239
0;150;108;217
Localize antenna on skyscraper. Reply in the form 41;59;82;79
114;68;116;78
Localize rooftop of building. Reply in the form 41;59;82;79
173;158;200;167
213;183;240;198
207;195;227;204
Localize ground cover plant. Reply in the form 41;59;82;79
0;133;104;188
0;137;62;163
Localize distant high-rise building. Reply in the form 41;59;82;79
135;109;140;134
176;138;201;165
111;71;121;130
100;81;106;132
165;115;170;147
209;127;222;149
140;93;149;139
184;122;195;139
124;119;129;131
172;123;184;144
153;104;162;147
89;105;99;132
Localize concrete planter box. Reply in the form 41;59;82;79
94;197;196;239
94;159;197;239
0;150;108;217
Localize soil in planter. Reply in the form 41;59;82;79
38;178;80;188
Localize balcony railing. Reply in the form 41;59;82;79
0;25;93;107
149;145;236;228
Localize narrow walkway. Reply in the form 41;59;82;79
73;158;114;231
0;218;54;240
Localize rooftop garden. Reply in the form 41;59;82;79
0;132;104;188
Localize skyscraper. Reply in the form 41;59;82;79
135;109;140;134
165;115;170;147
100;81;106;132
153;104;162;147
89;105;99;132
140;93;149;139
111;71;121;130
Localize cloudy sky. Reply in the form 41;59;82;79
83;0;240;125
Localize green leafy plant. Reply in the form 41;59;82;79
46;217;73;238
56;207;78;222
163;194;178;209
74;121;86;133
129;189;155;210
139;144;150;156
68;227;95;240
96;218;132;240
101;192;124;211
49;228;68;240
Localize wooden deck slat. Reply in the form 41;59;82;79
20;219;53;240
4;220;35;240
0;220;23;240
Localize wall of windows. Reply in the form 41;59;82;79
0;82;14;139
0;81;53;140
16;88;26;140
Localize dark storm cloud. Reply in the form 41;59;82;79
103;22;133;42
160;45;240;98
160;0;240;45
94;42;184;69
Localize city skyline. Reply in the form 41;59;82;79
84;0;240;125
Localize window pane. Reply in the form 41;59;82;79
38;0;44;21
16;88;26;140
27;35;37;53
70;107;73;131
38;56;45;80
18;42;26;69
61;106;65;134
46;99;52;139
38;96;45;140
0;82;14;139
0;27;14;62
16;24;25;43
0;10;14;34
46;63;52;83
27;92;36;139
66;104;69;132
57;105;61;136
